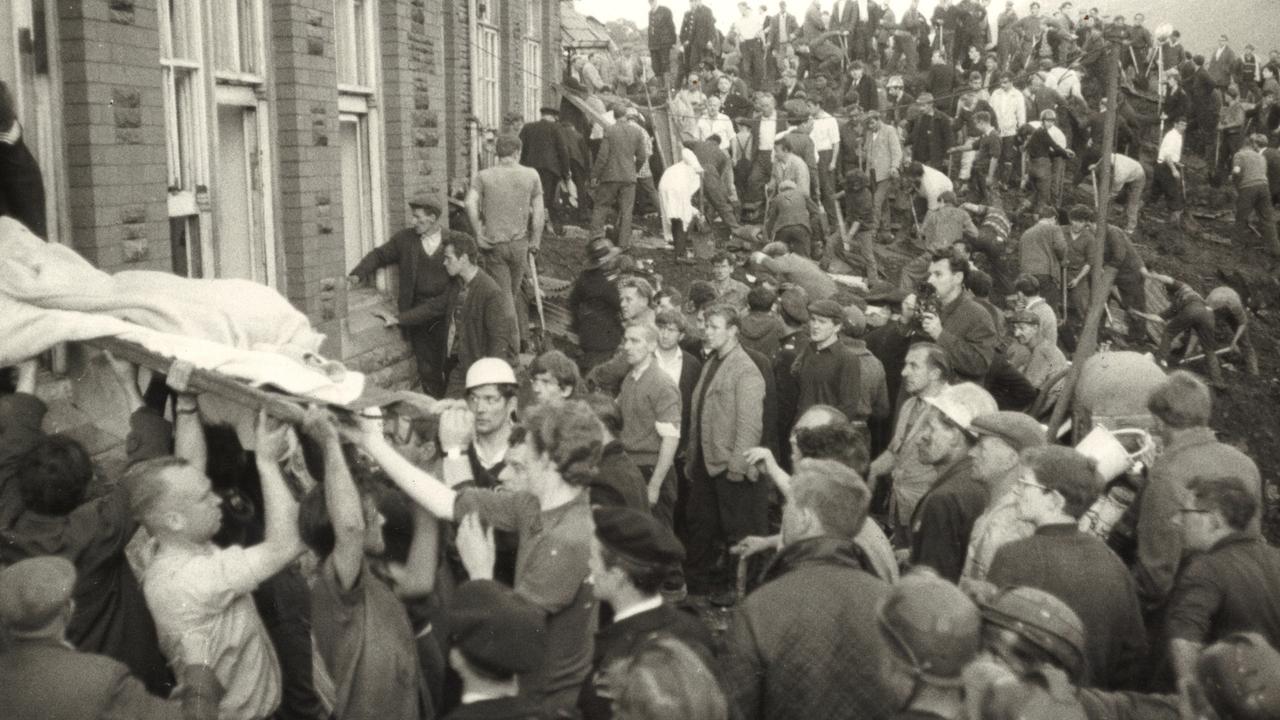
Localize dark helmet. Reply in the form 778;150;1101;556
981;586;1088;682
878;573;982;686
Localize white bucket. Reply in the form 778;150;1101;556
1076;426;1140;482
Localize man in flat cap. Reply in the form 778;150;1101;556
792;298;864;424
446;579;548;720
350;192;470;397
962;410;1046;583
0;556;196;719
579;506;714;719
520;106;571;237
1008;308;1067;389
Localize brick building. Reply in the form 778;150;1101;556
1;0;562;387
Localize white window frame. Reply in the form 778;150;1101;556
335;0;386;288
335;0;375;94
160;0;212;278
522;0;542;121
470;0;500;171
211;0;266;84
208;0;275;286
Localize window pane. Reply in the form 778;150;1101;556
339;117;375;271
212;0;259;75
215;106;258;280
170;216;203;277
335;0;368;86
167;0;193;60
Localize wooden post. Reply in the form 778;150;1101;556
1046;34;1123;442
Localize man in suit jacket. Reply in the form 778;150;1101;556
519;107;571;232
862;112;903;235
0;557;196;719
684;305;766;599
1207;35;1239;90
589;103;649;248
440;232;518;397
350;195;459;398
648;0;679;87
679;0;719;82
766;1;799;82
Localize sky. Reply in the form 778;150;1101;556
570;0;1279;59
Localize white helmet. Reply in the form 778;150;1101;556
465;358;517;390
925;382;998;433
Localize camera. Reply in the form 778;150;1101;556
913;282;940;333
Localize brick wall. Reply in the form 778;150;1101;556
500;0;525;119
59;0;168;273
380;0;448;222
269;1;343;347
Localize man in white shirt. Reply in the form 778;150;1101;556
1091;152;1145;233
807;96;841;223
732;1;767;90
1154;119;1187;223
987;73;1026;182
127;416;304;720
746;95;778;209
699;95;736;151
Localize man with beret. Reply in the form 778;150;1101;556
772;288;809;463
579;506;715;719
1009;309;1067;389
988;446;1148;690
0;556;196;719
520;106;571;236
792;298;865;424
351;193;466;398
446;580;548;720
962;411;1045;583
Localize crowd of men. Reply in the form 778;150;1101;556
4;3;1280;720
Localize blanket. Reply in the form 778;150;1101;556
0;217;362;404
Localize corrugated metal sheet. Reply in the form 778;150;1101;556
561;2;612;50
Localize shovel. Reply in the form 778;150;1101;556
528;252;548;354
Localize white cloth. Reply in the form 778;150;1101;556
1044;67;1084;102
757;115;777;151
142;543;282;720
420;230;441;256
989;87;1027;137
810;112;841;153
919;165;955;209
0;217;364;404
1111;154;1145;186
733;11;765;41
658;149;704;241
654;347;683;385
1158;129;1183;164
700;112;736;149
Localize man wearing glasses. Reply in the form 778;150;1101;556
987;445;1147;691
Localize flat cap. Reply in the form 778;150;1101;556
970;412;1047;452
0;556;76;632
843;304;867;335
448;580;547;675
779;288;810;324
1009;309;1041;326
1197;632;1280;720
593;506;685;565
407;193;442;216
809;299;845;321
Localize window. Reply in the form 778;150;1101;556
160;0;208;277
339;115;377;272
475;24;500;133
211;0;262;79
334;0;385;289
335;0;371;90
523;0;542;120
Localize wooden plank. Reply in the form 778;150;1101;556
86;337;311;424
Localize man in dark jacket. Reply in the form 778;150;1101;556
440;233;518;397
679;0;718;83
520;107;571;233
909;382;997;581
0;82;46;239
579;507;714;720
907;94;955;170
988;446;1148;691
569;238;624;372
590;103;649;248
350;195;459;397
919;251;997;383
723;458;896;720
648;0;679;89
